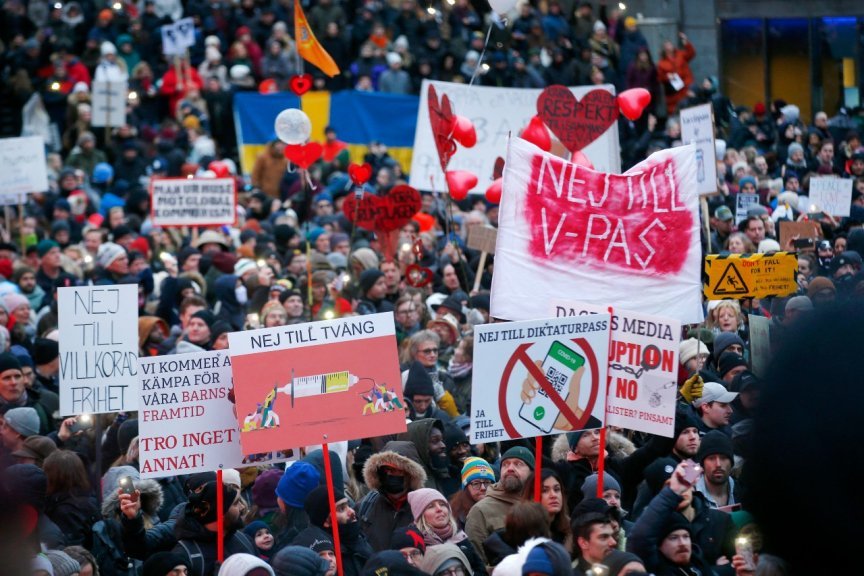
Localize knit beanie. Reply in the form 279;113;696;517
407;487;449;522
717;352;748;378
3;293;28;313
661;513;692;539
522;541;571;576
580;473;621;501
272;546;330;576
97;242;126;269
243;520;270;539
191;309;217;330
222;468;241;490
713;332;745;360
37;239;59;258
117;419;139;454
3;407;40;437
234;258;257;278
359;269;385;295
252;468;282;511
390;525;427;553
674;404;701;438
187;480;239;524
302;449;345;498
276;462;321;508
500;446;535;470
4;464;47;510
362;551;427;576
143;551;189;576
600;550;644;576
218;553;275;576
44;550;80;576
0;351;22;374
293;529;335;554
695;430;735;465
522;545;554;576
461;457;495;488
679;338;709;365
32;338;59;365
304;485;336;528
403;361;435;398
443;422;469;451
643;457;678;495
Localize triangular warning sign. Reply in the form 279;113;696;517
712;262;749;295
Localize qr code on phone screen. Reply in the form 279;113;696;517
543;365;567;394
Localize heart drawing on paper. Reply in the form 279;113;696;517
537;85;619;153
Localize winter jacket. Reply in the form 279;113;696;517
172;509;256;576
396;418;450;494
292;522;373;576
464;483;523;566
45;490;100;549
94;478;164;576
482;529;516;567
251;143;289;200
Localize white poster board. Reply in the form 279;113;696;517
680;103;717;195
735;193;760;225
161;17;196;55
91;81;128;128
0;136;48;194
58;285;139;416
410;80;621;195
748;314;772;378
809;177;853;217
150;178;236;227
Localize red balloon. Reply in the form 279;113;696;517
520;115;551;151
445;170;478;201
452;115;477;148
209;160;230;177
618;88;652;121
258;78;278;94
485;178;503;204
348;162;373;185
571;150;595;170
283;142;323;169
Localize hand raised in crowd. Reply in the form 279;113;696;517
118;489;142;520
679;373;704;403
520;359;586;431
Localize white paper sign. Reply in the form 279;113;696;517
470;315;610;443
680;103;717;195
138;350;292;478
0;136;48;194
91;81;128;128
809;177;853;217
551;303;680;437
748;314;771;378
410;80;621;195
161;17;196;55
150;178;236;226
735;193;760;225
59;285;139;416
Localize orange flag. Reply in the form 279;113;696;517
294;2;340;78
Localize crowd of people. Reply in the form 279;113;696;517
2;0;864;576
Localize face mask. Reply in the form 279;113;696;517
380;473;406;495
235;285;248;305
431;451;449;473
339;519;361;541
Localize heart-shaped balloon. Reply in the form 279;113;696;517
208;160;230;177
342;184;422;232
348;162;373;185
283;142;323;169
289;73;313;96
405;264;433;287
258;78;278;94
618;88;652;121
452;115;477;148
537;85;619;153
492;156;505;179
520;115;552;151
445;170;478;201
428;85;457;171
485;178;503;204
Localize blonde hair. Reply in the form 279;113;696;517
705;300;744;331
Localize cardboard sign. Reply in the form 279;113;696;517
467;225;497;254
470;315;610;442
491;137;703;325
809;177;853;217
735;193;760;225
779;220;821;252
703;252;798;300
161;17;196;55
341;185;421;232
227;313;406;454
680;103;717;195
150;178;236;227
411;81;621;195
552;303;680;438
91;81;127;128
0;136;48;194
138;350;291;478
748;314;772;378
537;85;619;154
58;285;139;416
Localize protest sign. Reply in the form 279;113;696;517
467;225;497;254
58;285;139;416
809;177;853;217
150;178;236;227
0;136;48;195
680;103;717;195
0;193;26;206
552;303;680;437
410;81;620;195
703;252;798;300
735;193;760;225
470;315;610;442
748;314;772;378
491;137;703;325
138;350;291;478
91;81;127;128
161;18;196;55
779;220;821;252
227;313;405;454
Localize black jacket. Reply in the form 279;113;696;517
172;509;256;576
45;490;100;549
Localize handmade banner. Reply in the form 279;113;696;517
161;17;195;55
679;103;717;195
58;285;139;415
470;315;610;442
809;176;852;217
410;81;621;195
703;252;798;300
150;177;236;227
491;137;703;325
0;136;48;195
91;81;127;128
227;313;406;454
735;193;760;225
552;303;680;437
748;314;771;378
138;350;291;478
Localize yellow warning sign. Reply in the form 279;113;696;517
704;253;798;300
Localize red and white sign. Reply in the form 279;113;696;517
491;137;703;325
150;177;237;227
227;313;406;454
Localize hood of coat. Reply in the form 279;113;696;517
101;477;164;520
363;441;427;492
397;418;443;470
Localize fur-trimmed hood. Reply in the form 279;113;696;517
362;441;427;492
101;477;164;520
551;431;636;462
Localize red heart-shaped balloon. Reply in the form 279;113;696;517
342;184;422;232
452;115;477;148
405;264;433;287
485;178;503;204
618;88;652;121
289;74;313;96
283;142;323;169
520;115;552;151
428;85;457;171
492;156;505;180
537;85;619;153
348;162;373;185
445;170;478;201
208;160;230;177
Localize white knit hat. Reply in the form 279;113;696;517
679;338;709;365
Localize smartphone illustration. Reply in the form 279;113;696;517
518;341;585;434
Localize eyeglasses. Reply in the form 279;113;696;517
401;550;423;561
419;348;439;355
436;567;466;576
468;480;491;489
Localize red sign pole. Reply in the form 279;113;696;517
597;306;614;498
322;443;344;576
534;435;543;502
216;469;224;563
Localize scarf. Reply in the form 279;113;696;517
423;523;467;546
447;359;472;380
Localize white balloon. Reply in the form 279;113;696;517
488;0;517;14
274;108;312;145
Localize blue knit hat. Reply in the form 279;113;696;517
243;519;270;539
276;462;321;508
461;457;495;488
522;545;554;576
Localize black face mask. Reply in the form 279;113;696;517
339;519;361;542
380;472;406;494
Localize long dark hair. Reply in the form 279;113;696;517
44;450;91;495
522;468;573;552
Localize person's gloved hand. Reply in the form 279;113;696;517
679;373;704;404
